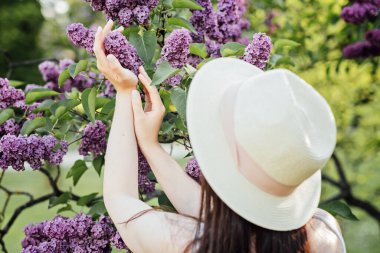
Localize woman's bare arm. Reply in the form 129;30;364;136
133;70;201;217
94;20;197;253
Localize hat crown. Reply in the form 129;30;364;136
234;69;336;186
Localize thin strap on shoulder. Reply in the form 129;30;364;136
116;207;161;227
312;209;346;253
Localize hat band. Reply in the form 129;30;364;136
218;84;296;197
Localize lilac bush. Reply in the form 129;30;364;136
0;1;276;251
21;214;128;252
341;0;380;58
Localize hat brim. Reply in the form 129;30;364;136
186;57;321;231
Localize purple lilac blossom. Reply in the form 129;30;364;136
104;31;143;75
205;39;222;58
79;120;107;157
99;80;116;97
242;33;272;70
216;0;241;42
365;28;380;47
190;0;221;42
59;59;75;70
341;2;379;24
0;119;20;137
66;23;96;54
0;134;68;171
138;146;156;193
185;157;201;183
133;5;150;24
118;7;134;27
343;40;380;58
38;61;60;82
85;0;106;11
160;29;192;69
21;214;129;252
187;55;203;68
0;78;25;109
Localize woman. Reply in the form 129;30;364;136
94;20;346;253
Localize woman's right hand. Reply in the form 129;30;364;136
93;20;138;93
131;66;166;151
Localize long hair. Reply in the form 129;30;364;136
185;176;311;253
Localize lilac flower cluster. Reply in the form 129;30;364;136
21;214;128;253
79;120;107;158
341;0;380;24
66;23;143;75
343;29;380;58
0;134;68;171
157;29;192;86
189;0;250;57
242;33;273;70
37;60;95;94
84;0;159;26
0;119;20;137
138;146;156;194
0;78;25;109
185;157;202;183
104;31;143;75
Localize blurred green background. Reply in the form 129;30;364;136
0;0;379;252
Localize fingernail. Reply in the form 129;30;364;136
107;54;115;62
132;90;139;100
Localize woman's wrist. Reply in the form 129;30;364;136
139;141;162;156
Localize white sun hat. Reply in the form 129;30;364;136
186;57;336;231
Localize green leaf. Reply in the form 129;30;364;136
319;201;359;221
50;99;81;119
160;121;173;134
129;30;157;65
197;58;214;69
57;204;74;213
9;80;25;87
172;0;204;10
100;99;115;120
93;155;104;176
73;60;88;77
170;87;187;122
189;43;208;59
95;97;111;110
32;99;55;113
20;117;47;135
81;87;97;122
168;17;197;34
0;109;15;125
49;192;72;208
58;69;71;88
163;0;173;8
68;64;77;78
274;56;296;67
152;61;180;86
77;193;98;206
220;42;246;57
274;39;301;51
158;193;176;212
66;160;88;186
88;201;107;217
25;88;60;104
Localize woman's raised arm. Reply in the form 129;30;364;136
132;71;202;217
94;20;197;253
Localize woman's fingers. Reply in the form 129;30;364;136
139;66;152;83
94;27;108;69
102;19;114;36
131;90;145;119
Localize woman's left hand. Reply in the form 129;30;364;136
93;19;138;92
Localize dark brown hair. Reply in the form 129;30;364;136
185;176;311;253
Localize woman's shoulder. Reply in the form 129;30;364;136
307;208;346;253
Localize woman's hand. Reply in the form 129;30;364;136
131;66;166;151
93;20;138;92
